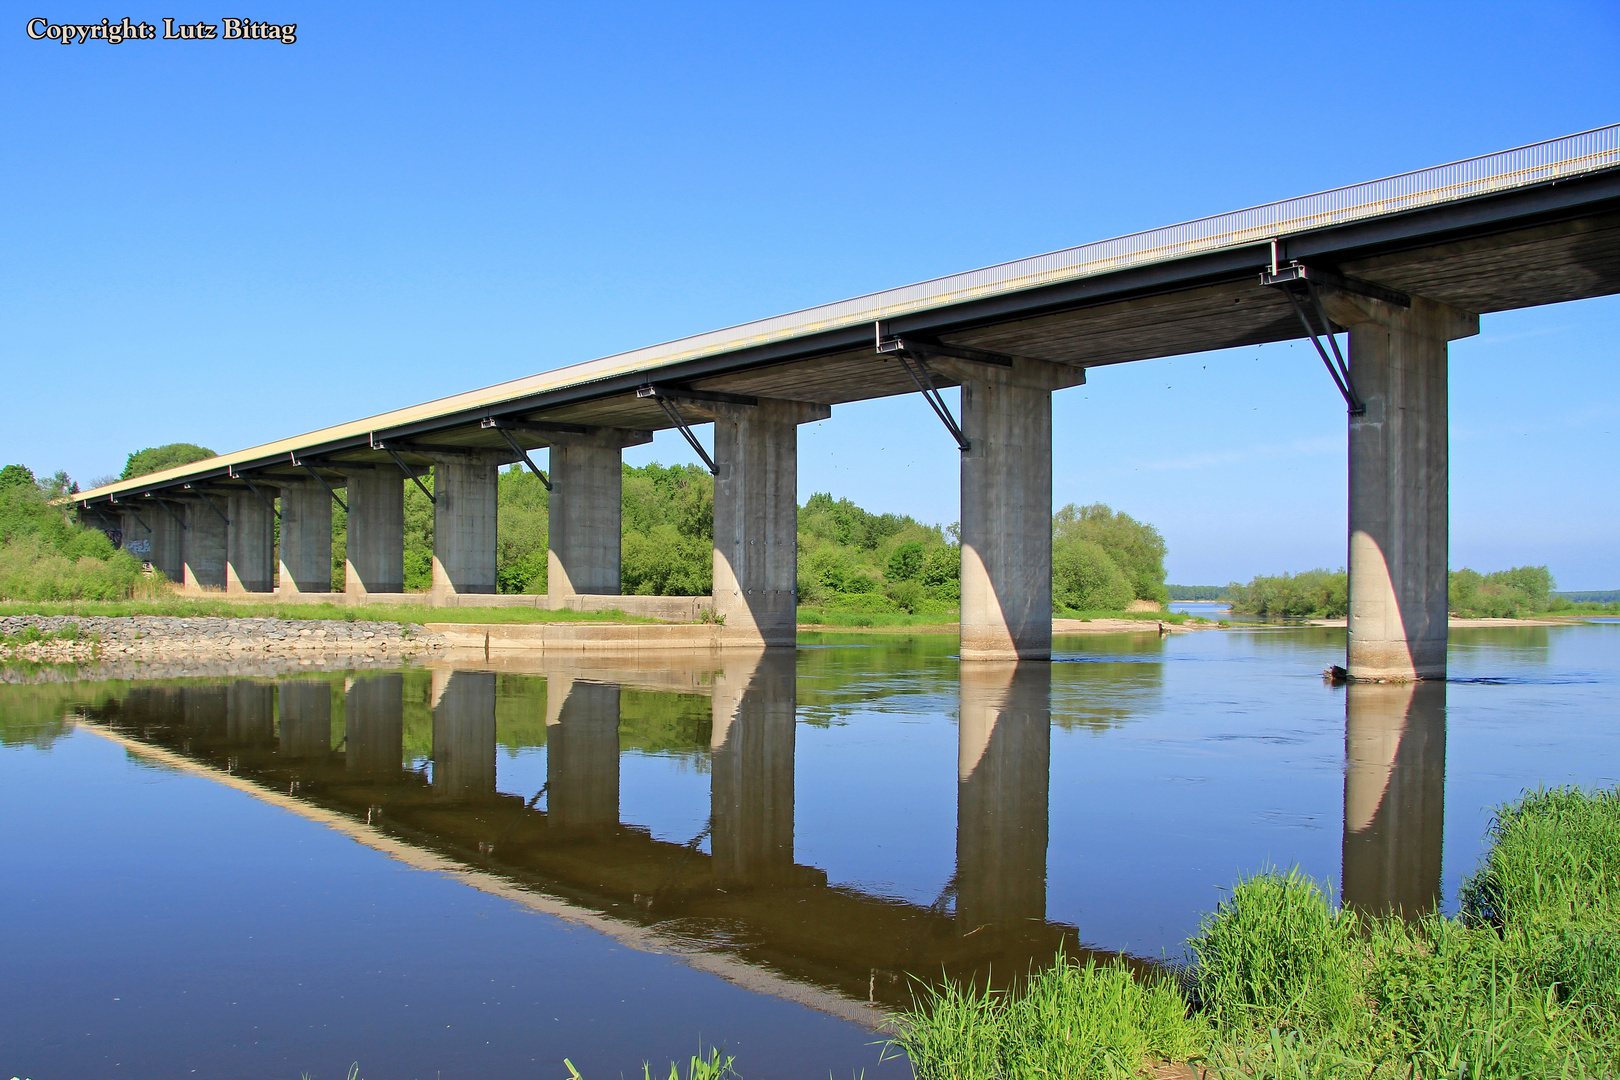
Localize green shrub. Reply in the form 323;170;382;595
1226;569;1348;618
1450;565;1555;617
1052;503;1168;604
1053;538;1134;612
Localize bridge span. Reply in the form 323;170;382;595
74;126;1620;677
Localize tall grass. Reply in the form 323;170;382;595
895;786;1620;1079
889;955;1205;1080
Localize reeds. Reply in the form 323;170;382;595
896;785;1620;1079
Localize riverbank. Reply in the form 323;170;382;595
0;614;449;669
893;785;1620;1079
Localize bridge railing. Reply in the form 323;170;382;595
618;124;1620;369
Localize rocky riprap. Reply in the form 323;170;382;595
0;614;447;667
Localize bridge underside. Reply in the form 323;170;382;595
78;146;1620;676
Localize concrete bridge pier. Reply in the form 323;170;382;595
712;399;831;646
548;428;653;600
710;651;796;888
953;358;1085;661
278;679;333;760
116;505;152;561
144;503;184;583
431;455;501;600
277;482;333;595
1342;680;1446;918
226;489;276;593
545;676;621;832
182;498;228;591
1325;293;1477;680
343;469;404;598
431;669;497;801
346;673;404;779
956;661;1051;933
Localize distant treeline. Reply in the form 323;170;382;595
1557;590;1620;604
1167;584;1224;601
1223;564;1614;618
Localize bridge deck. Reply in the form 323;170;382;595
76;125;1620;503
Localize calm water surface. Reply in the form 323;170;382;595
2;624;1616;1078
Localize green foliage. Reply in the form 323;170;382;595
1052;503;1168;604
1459;785;1620;930
120;443;215;480
622;463;713;595
1053;538;1135;613
403;472;435;592
497;466;549;594
0;464;37;489
798;492;957;614
891;954;1209;1080
1190;869;1364;1037
0;478;151;600
1226;569;1348;618
1450;565;1554;617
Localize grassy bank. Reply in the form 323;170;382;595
892;785;1620;1079
0;598;661;625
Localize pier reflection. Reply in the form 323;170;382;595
1341;681;1447;918
711;653;796;888
957;663;1050;933
73;651;1190;1012
546;675;621;832
431;670;496;802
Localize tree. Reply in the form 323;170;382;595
1052;503;1168;604
1053;538;1135;612
0;465;35;489
121;443;216;480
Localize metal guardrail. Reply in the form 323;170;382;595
606;124;1620;369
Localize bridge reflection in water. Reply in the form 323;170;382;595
78;652;1446;1015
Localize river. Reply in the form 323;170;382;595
2;622;1615;1078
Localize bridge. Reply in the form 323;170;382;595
75;652;1444;1016
73;126;1620;677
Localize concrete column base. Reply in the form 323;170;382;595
1325;292;1476;681
226;489;276;593
954;357;1084;661
278;481;334;595
712;398;830;647
431;457;501;600
344;470;404;597
548;428;652;600
182;498;228;591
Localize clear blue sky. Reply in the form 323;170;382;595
3;1;1616;588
